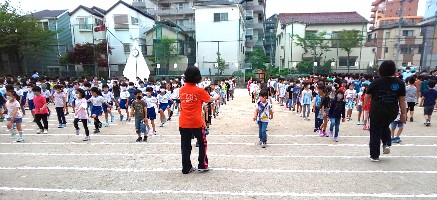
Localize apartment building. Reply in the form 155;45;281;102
241;0;266;52
265;14;277;66
276;12;373;73
370;0;420;30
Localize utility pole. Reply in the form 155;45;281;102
394;0;406;68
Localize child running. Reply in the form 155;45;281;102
32;86;49;134
253;90;273;148
117;83;130;121
52;85;67;128
102;84;117;127
88;87;104;133
144;87;157;135
405;77;417;122
5;87;24;142
130;90;149;142
157;85;172;127
328;90;346;142
421;80;437;126
73;88;91;141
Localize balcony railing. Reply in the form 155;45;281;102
148;8;194;16
370;14;375;18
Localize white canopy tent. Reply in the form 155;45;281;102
123;40;150;81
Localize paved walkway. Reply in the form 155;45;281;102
0;89;436;199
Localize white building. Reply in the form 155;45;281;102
276;12;374;73
194;1;246;76
104;0;155;73
69;6;106;45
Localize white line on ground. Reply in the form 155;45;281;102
1;152;436;159
1;134;436;138
0;187;435;198
1;142;436;147
0;166;436;174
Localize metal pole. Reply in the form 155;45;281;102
394;0;405;68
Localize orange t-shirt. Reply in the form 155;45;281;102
179;83;211;128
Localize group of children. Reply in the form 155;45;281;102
249;72;437;145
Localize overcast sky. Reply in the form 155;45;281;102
7;0;426;20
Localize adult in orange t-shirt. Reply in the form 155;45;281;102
179;66;218;174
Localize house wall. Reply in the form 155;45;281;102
195;5;245;75
70;8;105;45
105;3;155;71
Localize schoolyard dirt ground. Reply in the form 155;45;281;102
0;89;436;199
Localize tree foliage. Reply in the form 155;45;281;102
216;51;226;75
67;42;112;67
245;48;268;70
294;32;331;73
150;37;180;73
0;0;56;73
335;30;362;73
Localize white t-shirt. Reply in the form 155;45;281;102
157;92;171;104
345;89;357;99
171;88;180;99
102;91;114;102
120;91;130;99
42;90;51;98
255;101;272;122
144;96;157;108
89;96;105;106
6;100;23;118
26;91;35;100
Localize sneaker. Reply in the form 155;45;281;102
205;128;210;135
111;115;115;122
261;142;267;148
182;167;197;174
16;136;24;142
391;137;399;143
258;140;262;145
58;124;63;128
410;117;413;122
198;168;209;172
104;122;109;127
167;117;171;121
136;137;142;142
125;117;129;122
329;131;333;137
43;129;48;134
75;129;80;135
334;137;339;142
318;131;324;137
62;124;66;128
324;131;329;137
370;157;380;162
83;136;90;141
99;123;102;128
153;131;157;135
93;129;100;134
10;131;16;139
383;145;390;154
357;121;360;125
159;123;164;127
120;115;124;121
36;129;43;134
143;136;148;142
306;118;311;121
313;128;318;132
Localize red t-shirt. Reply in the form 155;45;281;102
179;83;211;128
33;95;48;114
362;95;371;111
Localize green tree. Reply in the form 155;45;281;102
216;51;226;75
335;30;362;73
0;0;56;74
296;61;314;74
67;42;112;67
150;37;180;74
245;47;268;70
294;32;331;73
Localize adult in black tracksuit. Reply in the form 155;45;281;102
365;60;407;162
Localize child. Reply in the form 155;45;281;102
314;85;325;134
32;86;49;134
171;82;181;116
362;87;371;130
165;83;174;121
390;109;404;143
157;85;172;127
405;77;417;122
253;90;273;148
328;90;346;142
102;84;117;127
84;82;92;123
52;85;67;128
345;83;357;121
144;87;157;135
0;87;5;122
88;87;104;133
421;80;437;126
356;85;365;125
301;83;312;121
250;80;258;103
319;86;332;137
130;90;149;142
117;83;130;121
127;82;137;119
73;88;91;141
5;88;24;142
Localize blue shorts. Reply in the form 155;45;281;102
21;92;28;106
119;99;128;109
91;106;102;116
159;103;168;111
28;100;35;110
7;118;23;123
102;102;113;113
167;101;173;107
147;107;156;120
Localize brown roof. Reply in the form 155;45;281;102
278;12;368;26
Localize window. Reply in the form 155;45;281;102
38;21;49;31
114;14;129;29
176;3;184;9
77;18;92;30
402;30;414;37
131;17;139;25
214;13;228;22
385;47;389;53
401;47;413;54
95;18;104;26
331;32;339;47
124;43;131;53
385;32;390;39
339;57;357;67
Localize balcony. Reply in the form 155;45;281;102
370;19;375;24
371;0;384;6
370;14;375;18
369;26;375;30
371;7;378;12
247;22;264;30
148;8;194;16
